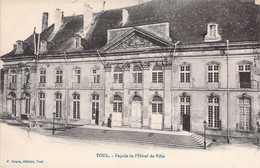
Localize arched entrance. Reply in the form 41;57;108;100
151;95;163;129
131;95;142;128
112;95;123;127
8;92;17;116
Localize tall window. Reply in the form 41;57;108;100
152;65;163;83
39;93;45;116
152;96;163;114
208;96;220;128
11;70;17;84
209;24;216;38
180;95;190;125
56;68;63;84
114;67;123;83
55;93;62;118
132;66;142;83
24;93;31;114
238;97;251;130
93;69;100;83
9;92;16;116
92;94;99;120
73;67;80;83
73;94;80;119
238;63;251;88
180;64;190;83
40;68;46;84
113;95;122;113
24;69;30;85
208;64;219;83
75;37;81;48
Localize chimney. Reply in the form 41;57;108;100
83;4;93;30
103;1;106;11
42;12;49;32
54;9;63;31
122;9;129;26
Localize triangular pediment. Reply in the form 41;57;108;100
101;27;173;53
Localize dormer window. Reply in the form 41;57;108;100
40;41;47;51
74;37;81;49
15;41;24;54
205;23;221;42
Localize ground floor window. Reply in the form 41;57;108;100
238;97;251;130
55;93;62;118
113;95;122;113
73;94;80;119
152;96;163;114
208;96;219;128
39;93;45;116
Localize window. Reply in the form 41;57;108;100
92;94;99;120
75;37;81;48
9;92;16;116
73;68;80;83
180;96;190;125
152;96;163;114
24;93;31;114
40;41;47;51
152;65;163;83
238;63;251;88
132;66;142;83
113;95;122;113
73;94;80;119
24;69;30;85
39;93;45;116
208;96;220;128
56;68;63;84
208;64;219;83
238;97;251;130
205;23;221;42
40;68;46;84
114;67;123;83
93;69;100;83
16;41;23;52
55;93;62;118
11;70;17;84
180;65;190;83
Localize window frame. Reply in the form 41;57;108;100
39;93;45;116
207;96;220;128
113;67;123;84
180;64;190;83
113;95;123;113
152;96;163;114
152;65;163;83
55;68;63;84
55;93;62;118
132;66;143;83
207;64;219;83
72;94;80;119
180;95;190;125
237;97;251;131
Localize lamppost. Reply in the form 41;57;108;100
203;120;207;149
52;112;55;135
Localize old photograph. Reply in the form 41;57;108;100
0;0;260;167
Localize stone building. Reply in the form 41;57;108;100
1;0;260;140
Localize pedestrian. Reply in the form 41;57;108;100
26;121;31;138
108;114;112;128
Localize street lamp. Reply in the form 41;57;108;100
53;112;56;135
203;120;207;149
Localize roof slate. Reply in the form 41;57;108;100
1;0;259;60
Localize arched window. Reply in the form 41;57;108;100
208;95;220;128
152;65;163;83
180;95;190;125
55;93;62;118
73;93;80;119
39;92;45;116
238;97;251;130
114;67;123;83
152;96;163;114
113;95;122;113
180;64;190;83
207;63;219;83
132;66;142;83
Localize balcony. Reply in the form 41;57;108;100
112;83;123;90
178;82;191;88
39;83;46;87
9;83;16;90
151;83;163;89
72;82;80;88
55;83;63;88
207;82;219;89
240;81;251;89
91;82;102;89
131;83;142;89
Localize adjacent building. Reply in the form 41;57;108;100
1;0;260;140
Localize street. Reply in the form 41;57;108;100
1;123;260;168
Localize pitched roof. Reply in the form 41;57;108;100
1;0;259;60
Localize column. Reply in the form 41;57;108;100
163;61;172;130
104;63;112;125
122;62;131;127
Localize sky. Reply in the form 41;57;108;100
0;0;140;68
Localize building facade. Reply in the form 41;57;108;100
1;0;260;140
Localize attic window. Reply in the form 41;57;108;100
74;37;81;48
205;23;221;42
40;41;47;51
17;42;23;52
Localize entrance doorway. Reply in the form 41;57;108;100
92;94;99;125
183;114;190;131
131;96;142;128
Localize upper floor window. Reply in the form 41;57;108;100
152;96;163;114
16;41;23;52
180;64;190;83
208;64;219;83
39;68;46;84
238;97;251;131
132;66;142;83
24;68;30;85
238;63;251;88
152;65;163;83
93;69;100;83
208;96;220;128
39;92;45;116
73;93;80;119
114;67;123;83
56;68;63;84
10;70;17;84
74;37;81;48
73;67;80;84
40;41;47;51
55;93;62;118
113;95;123;113
180;95;190;125
205;23;221;42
